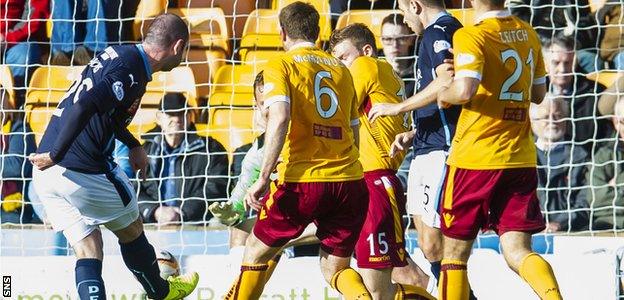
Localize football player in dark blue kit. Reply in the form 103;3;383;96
29;14;198;300
367;1;476;297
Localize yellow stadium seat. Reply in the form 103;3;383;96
184;49;227;98
0;65;16;109
239;9;283;60
589;0;608;12
587;70;624;87
26;66;85;105
208;107;256;128
448;8;475;25
208;92;255;107
133;0;168;40
272;0;332;41
168;7;230;53
144;66;198;107
335;10;400;50
25;106;55;145
211;64;259;94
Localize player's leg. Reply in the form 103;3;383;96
32;166;107;299
225;182;313;299
317;180;372;299
438;166;498;300
499;232;561;300
391;257;430;289
493;168;561;300
439;236;474;300
321;251;371;300
111;216;197;300
103;167;196;299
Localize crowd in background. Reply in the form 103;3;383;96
1;0;624;233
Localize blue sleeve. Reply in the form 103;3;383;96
427;29;454;69
1;122;35;178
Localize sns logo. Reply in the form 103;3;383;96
2;276;11;297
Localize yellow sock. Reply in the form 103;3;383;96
263;254;282;283
224;263;268;300
330;268;372;300
519;253;562;300
394;283;436;300
438;259;470;300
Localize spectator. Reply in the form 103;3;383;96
531;96;590;232
51;0;139;65
1;88;38;223
587;97;624;230
577;0;624;73
137;93;229;224
543;33;609;150
380;13;418;97
0;0;48;95
379;13;419;190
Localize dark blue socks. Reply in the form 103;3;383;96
119;232;169;299
75;258;106;300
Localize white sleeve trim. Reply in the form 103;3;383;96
263;95;290;109
533;76;546;85
455;70;482;80
350;119;360;126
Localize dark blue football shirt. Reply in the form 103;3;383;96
37;44;152;173
412;12;463;156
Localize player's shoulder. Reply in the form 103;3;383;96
453;25;485;44
350;56;378;72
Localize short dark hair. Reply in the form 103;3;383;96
329;23;378;54
253;71;264;92
144;13;189;47
419;0;445;8
279;2;320;42
381;13;414;35
544;33;577;51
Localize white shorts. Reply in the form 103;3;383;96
406;150;448;228
32;164;139;245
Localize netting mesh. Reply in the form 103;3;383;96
0;0;623;263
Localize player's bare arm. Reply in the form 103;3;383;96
128;146;149;181
437;76;479;107
245;101;290;210
28;152;54;170
531;82;547;104
389;130;416;158
368;60;454;123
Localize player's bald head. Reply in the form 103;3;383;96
144;13;189;48
279;1;320;42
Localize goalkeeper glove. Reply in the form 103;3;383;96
209;202;243;226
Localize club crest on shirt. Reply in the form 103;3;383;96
433;40;451;53
112;81;124;101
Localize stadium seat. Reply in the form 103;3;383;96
184;49;226;98
145;66;198;107
195;107;258;162
25;106;55;145
0;65;16;109
335;10;400;50
26;66;85;105
208;92;255;107
168;7;230;54
239;9;283;60
176;0;255;40
133;0;168;40
211;64;258;95
272;0;332;41
586;70;624;87
448;8;475;25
